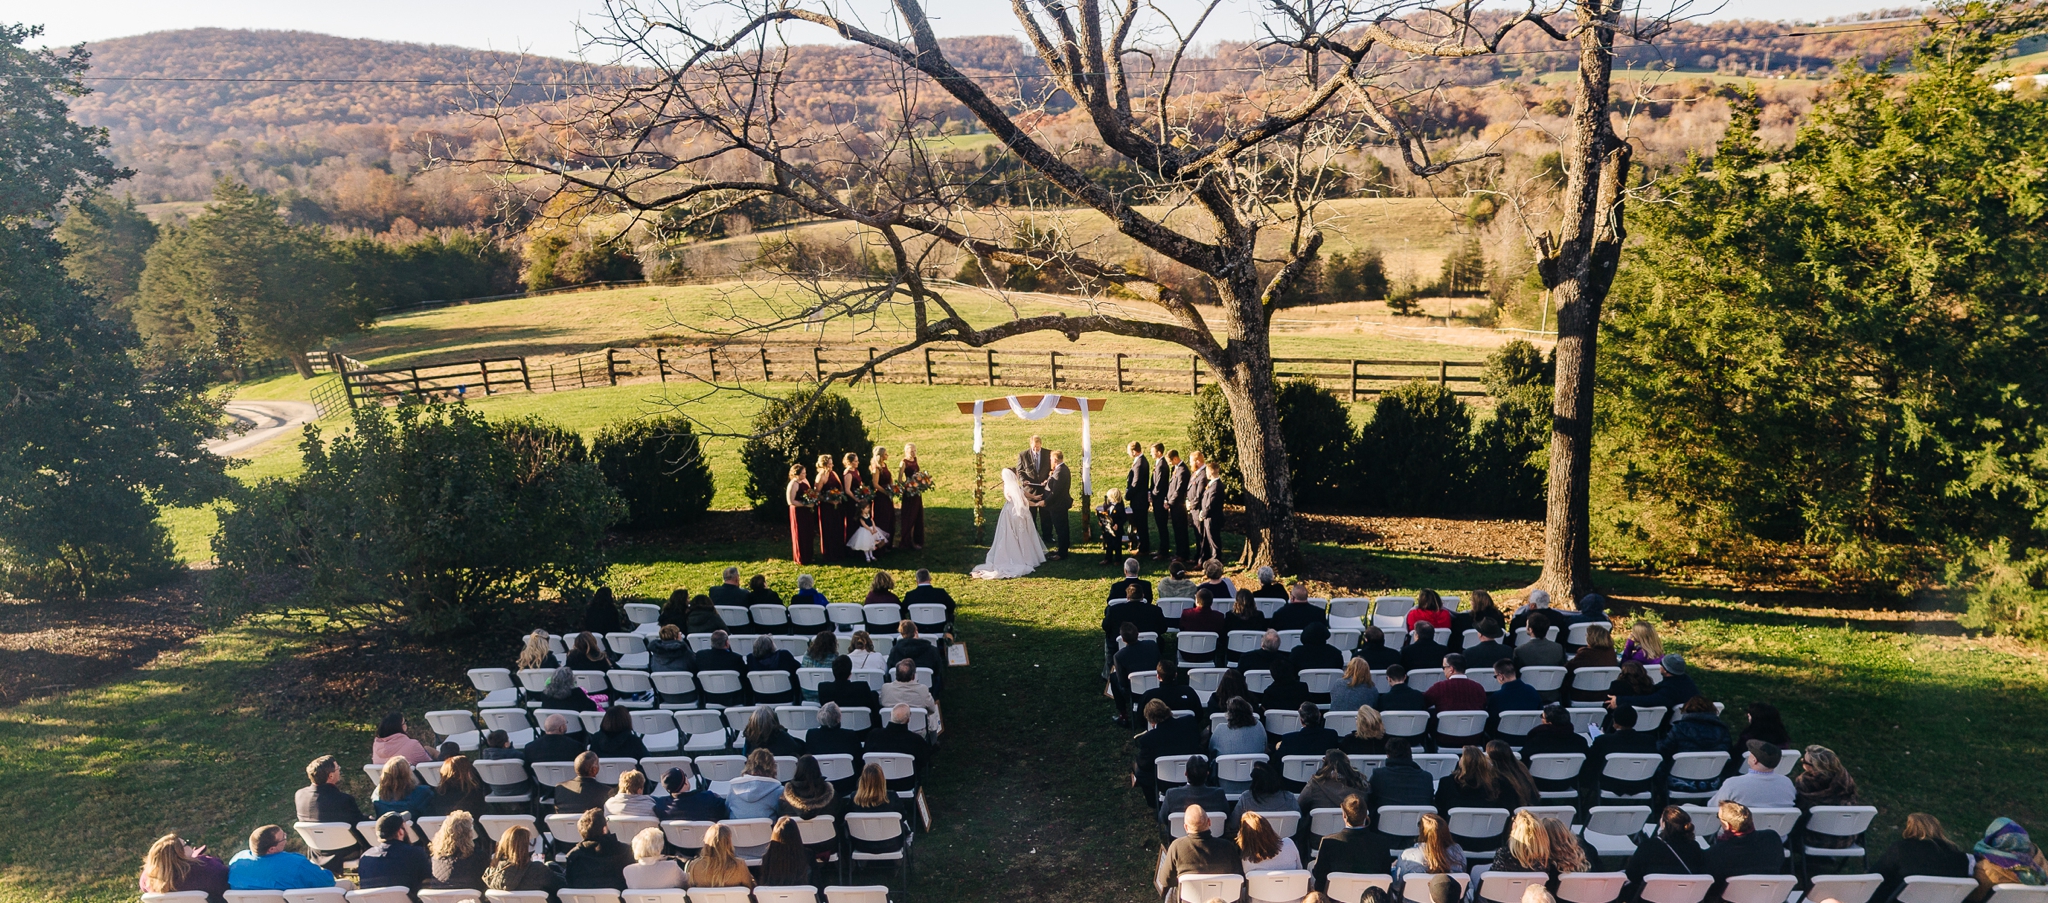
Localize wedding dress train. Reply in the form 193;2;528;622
971;467;1047;579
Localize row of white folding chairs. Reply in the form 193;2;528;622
152;883;894;903
1186;864;1924;903
609;601;947;635
476;665;932;715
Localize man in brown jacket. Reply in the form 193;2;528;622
1156;805;1242;903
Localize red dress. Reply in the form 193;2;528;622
840;470;869;551
815;470;844;559
787;478;815;564
871;466;896;543
898;459;926;549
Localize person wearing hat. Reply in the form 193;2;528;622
1609;652;1700;712
1710;740;1797;809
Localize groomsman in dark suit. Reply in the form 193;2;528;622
1043;450;1073;558
1148;443;1171;560
1125;441;1151;558
1163;450;1192;561
1195;462;1225;562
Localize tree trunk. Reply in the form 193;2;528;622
1536;0;1634;603
291;350;315;380
1220;361;1303;573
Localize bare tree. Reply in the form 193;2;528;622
467;0;1671;573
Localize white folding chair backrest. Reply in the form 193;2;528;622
1167;815;1228;839
862;603;901;626
1803;806;1878;848
1985;887;2048;903
845;811;906;844
750;604;790;629
1216;753;1264;785
1180;875;1247;903
1372;670;1392;692
1568;707;1606;734
1329;598;1371;620
822;888;892;903
622;893;688;903
1602;753;1663;782
623;603;660;625
1256;811;1301;838
1478;872;1552;903
775;705;821;732
853;669;885;690
572;671;609;694
1632;706;1668;731
1381;711;1429;737
793;814;838;848
1161;598;1196;620
1520;666;1567;692
1256;597;1287;617
714;605;751;627
1496;710;1544;739
1301;669;1343;694
606;632;647;656
595;757;637;784
1413;754;1459;780
1407;669;1444;692
1435;711;1487;737
1308;808;1348;838
1128;671;1161;695
1583;806;1652;838
1515;626;1561;645
144;894;214;903
1403;873;1471;903
1246;870;1312;903
659;820;713;850
1516;806;1579;826
479;814;538;842
908;603;948;627
470;667;516;693
1572;667;1621;693
838;707;874;732
1155;754;1194;785
485;893;552;903
282;891;349;903
1749;808;1800;838
558;891;624;903
1773;748;1803;776
1246;670;1274;693
865;752;916;783
683;890;747;903
827;603;864;629
754;888;819;903
1721;877;1799;903
697;670;743;697
694;755;745;782
1638;875;1715;903
224;893;289;903
1898;877;1979;903
1179;632;1221;660
517;668;555;693
720;817;774;852
797;667;832;694
293;822;362;853
1377;805;1434;839
1229;631;1264;654
1566;621;1612;646
1325;709;1358;735
748;670;795;696
630;709;676;735
529;761;578;787
1281;755;1321;785
1374;596;1416;620
1804;875;1886;903
1555;872;1630;903
1327;873;1394;903
1467;669;1503;693
1668;751;1729;781
1448;807;1512;841
402;889;473;903
415;815;448;841
1276;630;1303;652
1189;668;1228;694
1264;709;1303;734
1348;755;1387;774
1528;753;1586;783
811;753;857;783
788;605;829;629
608;815;658;842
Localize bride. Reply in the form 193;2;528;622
971;467;1047;579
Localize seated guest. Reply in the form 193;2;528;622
429;756;488;817
482;826;559;896
1110;558;1154;604
1513;613;1566;668
1330;657;1380;714
1424;653;1488;746
901;568;958;630
721;749;786;821
140;833;229;902
1252;566;1288;600
1545;816;1598;877
709;566;749;608
683;593;725;632
1356;626;1401;670
1874;813;1971;903
1211;669;1254;715
790;573;828;607
586;706;648;761
818;655;884;712
1400;624;1448;672
1794;746;1861;848
1210;697;1267;789
1660;697;1732;793
799;630;840;676
1274;703;1345;762
552;751;616;816
745;634;802;702
226;825;330;891
1181;589;1228;655
372;757;432;818
516;629;552;672
1434;745;1503;811
1299;751;1372;820
1340;706;1390;756
584;587;624;634
1489;660;1545;720
294;756;367;873
656;589;692;630
521;715;587;770
1157;561;1199;602
743;705;807;758
691;630;748;676
1589;705;1660;798
1260;661;1312;714
1311;795;1390;894
746;573;785;612
1240;810;1303;873
844;631;886;671
427;811;491;891
758;818;813;887
1368;739;1435;809
1462;622;1512;670
1196;559;1238;601
1159;755;1231;837
683;824;756;890
371;712;437;766
863;570;899;609
622;827;685;890
879;658;943;736
1509;589;1551;633
1406;589;1454;634
1519;705;1590;794
604;769;658;819
1734;701;1792;754
536;666;599;713
1270;584;1326;632
1627;807;1707;890
357;813;431;893
1378;665;1429;712
1566;624;1620;701
1106;583;1170;647
776;756;839;826
844;765;909;854
1239;630;1289;676
1157;806;1243;903
1704;802;1785;892
1972;819;2048;903
1498;811;1556;874
1488;741;1540;808
865;704;934;793
652;767;728;823
1612;653;1700;712
1112;621;1163;726
887;621;946;691
566;631;613;671
1134;699;1208;805
1139;662;1206;717
1392;813;1467;886
1222;591;1268;654
1230;762;1298;834
1710;741;1796;809
472;731;532;800
563;809;633;891
805;703;867;782
1291;622;1344;673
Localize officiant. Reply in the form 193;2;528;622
1041;450;1073;559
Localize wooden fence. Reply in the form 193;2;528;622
334;344;1486;406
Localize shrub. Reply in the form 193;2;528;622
1480;339;1554;396
1326;249;1389;302
1184;380;1358;509
1953;542;2048;643
1356;380;1473;512
211;401;625;636
1466;384;1550;517
592;416;716;529
741;389;873;512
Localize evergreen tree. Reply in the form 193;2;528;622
53;192;157;317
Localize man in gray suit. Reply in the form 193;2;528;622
1194;462;1224;562
1042;449;1072;558
1017;434;1051;531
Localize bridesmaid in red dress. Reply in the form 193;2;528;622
869;445;896;547
785;463;814;565
897;443;925;550
838;452;868;554
813;454;843;559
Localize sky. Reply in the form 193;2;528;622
23;0;1907;61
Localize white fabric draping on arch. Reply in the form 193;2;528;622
971;395;1093;495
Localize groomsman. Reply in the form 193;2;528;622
1163;449;1192;561
1125;441;1151;558
1148;443;1171;560
1042;450;1073;558
1195;462;1225;562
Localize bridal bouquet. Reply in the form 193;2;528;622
847;484;874;506
899;470;935;498
820;486;848;507
792;487;822;508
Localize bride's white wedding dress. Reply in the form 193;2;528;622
972;467;1048;579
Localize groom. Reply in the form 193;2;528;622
1040;450;1072;559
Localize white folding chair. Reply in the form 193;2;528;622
1374;596;1416;620
572;671;609;695
1631;706;1668;731
145;894;215;903
1246;670;1274;694
750;604;791;632
852;669;886;690
1377;805;1435;845
1772;748;1803;776
1567;707;1605;734
1307;808;1347;839
1301;668;1344;695
907;602;948;632
683;889;748;903
608;815;658;843
1246;870;1312;903
675;709;728;752
1520;666;1567;693
1281;755;1322;785
1328;597;1371;622
557;891;624;903
693;755;746;782
485;893;552;903
605;632;649;669
1348;755;1387;774
844;812;910;878
1403;874;1471;903
1161;597;1196;620
1256;597;1287;617
721;817;775;864
1180;875;1247;903
1228;631;1264;659
865;752;917;796
1413;753;1459;781
1748;807;1800;840
1325;709;1358;735
1802;806;1878;866
1571;667;1620;696
282;891;349;903
1478;871;1551;903
1637;875;1714;903
1598;753;1664;799
696;670;744;706
1156;754;1195;786
1434;711;1487;739
468;668;520;708
1797;876;1885;903
1555;872;1630;903
810;753;856;783
1189;667;1228;702
748;670;798;703
649;671;699;710
659;820;713;852
822;888;891;903
424;710;482;750
686;633;716;653
754;888;819;903
788;605;829;631
1372;670;1392;693
775;704;822;733
838;707;874;732
827;603;865;631
1517;805;1580;826
1178;631;1221;667
606;670;655;708
1665;751;1730;801
1985;887;2048;903
1526;753;1585;802
714;605;752;628
292;822;364;861
1515;626;1562;645
1167;815;1229;839
478;814;538;843
622;892;688;903
1276;630;1303;652
862;603;901;630
1566;621;1612;646
1128;671;1162;696
1720;876;1799;903
1255;811;1301;839
1897;876;1979;903
1382;711;1429;737
528;761;578;790
1448;807;1512;857
1327;874;1394;903
1496;710;1544;740
1408;669;1445;692
1467;669;1503;692
623;603;660;625
593;757;636;784
1264;709;1303;734
1582;806;1652;858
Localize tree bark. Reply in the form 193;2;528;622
291;350;315;380
1220;352;1302;573
1537;0;1634;603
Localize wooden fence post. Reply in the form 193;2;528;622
867;347;877;385
410;367;423;397
986;349;996;387
519;357;531;392
1350;360;1361;402
1049;351;1058;390
761;347;771;382
1115;352;1126;392
924;347;934;385
1438;360;1447;387
549;363;557;392
707;347;718;382
606;349;620;386
813;347;825;382
1190;356;1199;395
478;359;491;395
655;347;667;383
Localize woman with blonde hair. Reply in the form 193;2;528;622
606;769;658;819
865;569;899;606
139;833;227;900
869;445;896;545
516;629;552;670
786;462;816;565
1543;817;1593;876
839;451;869;551
814;453;844;559
1566;624;1619;701
1341;705;1388;755
1502;810;1554;873
623;826;685;889
1392;812;1467;884
1621;621;1663;666
684;823;757;889
373;756;431;816
1238;811;1303;873
844;631;885;671
1873;814;1971;903
1330;657;1380;713
482;825;559;894
428;810;491;890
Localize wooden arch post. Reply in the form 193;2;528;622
956;394;1109;545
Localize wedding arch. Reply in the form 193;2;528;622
956;395;1108;543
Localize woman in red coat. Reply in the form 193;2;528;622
896;443;926;550
813;454;843;559
869;445;896;546
838;451;869;553
785;463;815;565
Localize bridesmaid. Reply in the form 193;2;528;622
839;451;869;554
785;463;814;565
869;445;896;547
898;443;926;550
814;454;843;559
